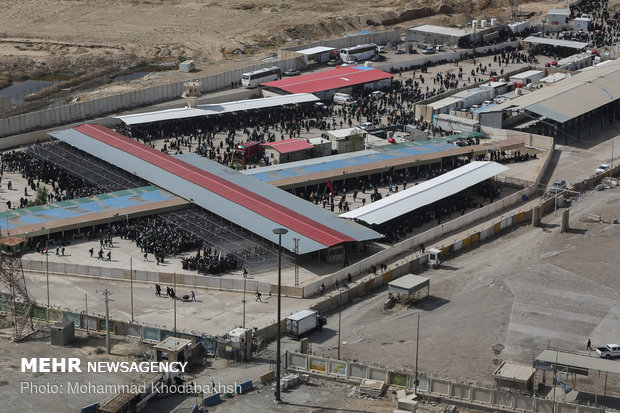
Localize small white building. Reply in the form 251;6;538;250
480;81;512;96
573;17;590;32
548;9;570;25
308;137;332;157
327;127;367;153
179;60;195;72
453;88;493;107
509;70;545;85
508;21;531;34
556;52;593;70
433;114;479;133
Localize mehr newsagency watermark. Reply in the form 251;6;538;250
20;357;241;395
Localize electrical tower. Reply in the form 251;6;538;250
0;236;34;341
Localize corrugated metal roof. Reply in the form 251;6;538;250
339;161;509;225
261;139;314;154
261;66;393;94
50;125;379;253
536;350;620;375
523;36;587;49
116;93;319;126
491;59;620;123
176;153;381;245
295;46;335;55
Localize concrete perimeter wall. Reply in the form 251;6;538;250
286;351;603;413
0;56;304;139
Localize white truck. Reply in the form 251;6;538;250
285;309;326;338
596;344;620;359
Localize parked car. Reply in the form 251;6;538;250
369;90;385;99
327;58;342;66
376;45;386;53
596;344;620;359
550;178;567;193
360;122;375;130
394;48;406;54
284;69;300;76
595;163;610;174
422;47;436;54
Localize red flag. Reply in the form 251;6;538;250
326;179;335;195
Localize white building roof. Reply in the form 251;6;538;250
429;97;463;109
117;93;319;126
509;70;544;80
523;36;587;50
339;161;509;225
328;127;365;139
548;8;570;15
409;24;473;37
295;46;336;55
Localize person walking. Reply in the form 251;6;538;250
255;292;262;302
155;284;161;297
587;338;592;350
191;290;196;301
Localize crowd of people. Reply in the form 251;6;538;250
1;150;102;203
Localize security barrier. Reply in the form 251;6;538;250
285;351;603;413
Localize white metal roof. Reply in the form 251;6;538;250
116;93;319;126
296;46;336;55
339;161;509;225
409;24;473;37
492;58;620;123
523;36;587;49
509;70;544;80
548;8;570;15
429;96;463;109
536;350;620;375
328;127;365;138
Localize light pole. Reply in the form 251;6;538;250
273;227;288;403
541;18;546;38
337;285;343;359
45;248;49;307
242;272;247;329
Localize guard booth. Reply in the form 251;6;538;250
388;274;430;304
153;337;193;364
427;248;441;268
50;320;75;346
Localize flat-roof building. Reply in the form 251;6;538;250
261;139;314;163
479;59;620;141
261;66;393;100
406;24;485;46
548;8;570;25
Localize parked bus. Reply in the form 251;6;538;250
338;43;378;62
241;66;281;88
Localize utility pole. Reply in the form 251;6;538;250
242;272;247;329
173;272;177;337
414;312;420;394
337;285;343;359
85;293;89;335
130;257;134;323
97;288;112;354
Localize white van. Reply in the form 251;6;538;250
333;93;356;105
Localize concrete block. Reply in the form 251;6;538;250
397;399;418;412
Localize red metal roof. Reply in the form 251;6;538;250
73;124;355;247
261;139;313;154
261;66;394;94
